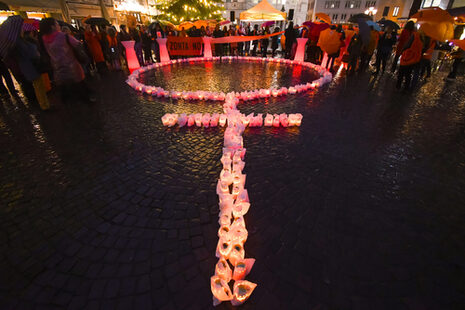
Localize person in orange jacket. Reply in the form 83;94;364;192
391;21;415;72
84;24;107;73
396;29;423;91
420;34;435;79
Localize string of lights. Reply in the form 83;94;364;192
156;0;225;22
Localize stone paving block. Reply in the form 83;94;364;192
1;69;465;310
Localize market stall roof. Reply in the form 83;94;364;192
240;0;286;21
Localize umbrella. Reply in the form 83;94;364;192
377;19;400;30
178;21;194;30
22;23;38;32
303;21;313;27
23;18;39;31
451;39;465;50
348;13;373;23
0;1;9;10
419;22;454;42
220;20;231;26
158;20;176;29
193;20;217;29
413;8;454;42
262;21;275;28
356;19;371;45
310;22;329;37
412;7;454;24
315;12;331;24
448;7;465;19
84;17;110;26
366;20;381;31
58;20;77;32
0;15;23;59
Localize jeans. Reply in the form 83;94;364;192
375;52;389;73
261;41;268;57
245;41;250;55
397;63;420;90
447;58;463;79
391;54;400;72
134;42;143;66
326;53;338;71
420;58;431;78
252;41;258;56
0;60;15;93
347;55;359;74
359;52;373;72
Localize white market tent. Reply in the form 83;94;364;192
239;0;287;22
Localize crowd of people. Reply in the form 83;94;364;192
0;15;463;111
303;20;463;91
0;17;168;110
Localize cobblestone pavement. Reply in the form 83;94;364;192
1;65;465;310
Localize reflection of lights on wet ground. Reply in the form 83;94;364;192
140;62;319;94
138;57;332;304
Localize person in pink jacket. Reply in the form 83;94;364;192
39;18;95;103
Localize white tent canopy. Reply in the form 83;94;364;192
239;0;287;21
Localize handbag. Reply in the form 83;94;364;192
66;34;89;64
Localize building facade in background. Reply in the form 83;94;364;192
307;0;415;24
0;0;155;27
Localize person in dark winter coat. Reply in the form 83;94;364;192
212;24;224;57
374;26;397;74
284;22;297;59
251;24;260;56
347;33;363;75
271;27;280;57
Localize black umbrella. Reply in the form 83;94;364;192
84;17;110;27
348;13;373;23
0;1;9;10
447;7;465;17
377;19;400;30
58;20;77;32
357;19;371;45
0;15;23;58
148;22;160;31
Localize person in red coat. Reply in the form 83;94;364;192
84;24;107;73
391;21;414;72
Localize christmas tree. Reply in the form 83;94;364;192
156;0;225;23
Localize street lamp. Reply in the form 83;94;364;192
364;7;377;16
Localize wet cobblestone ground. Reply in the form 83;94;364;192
1;63;465;310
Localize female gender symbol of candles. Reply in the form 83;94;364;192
126;56;333;101
128;57;332;306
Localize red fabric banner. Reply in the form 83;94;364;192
211;31;285;44
167;36;203;56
